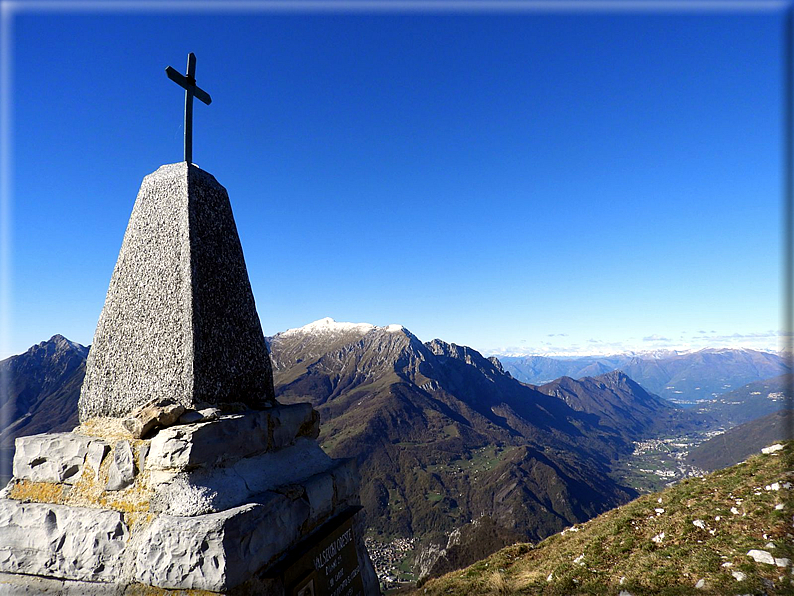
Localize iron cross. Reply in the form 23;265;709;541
166;52;212;164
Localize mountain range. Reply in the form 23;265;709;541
692;373;793;427
500;349;788;404
268;319;641;543
0;320;787;583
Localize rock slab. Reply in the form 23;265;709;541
135;495;309;592
0;500;128;582
78;162;276;421
13;433;96;485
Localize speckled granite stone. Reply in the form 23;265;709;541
79;163;275;420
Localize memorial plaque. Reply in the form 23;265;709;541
281;508;365;596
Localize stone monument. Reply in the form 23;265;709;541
0;53;379;595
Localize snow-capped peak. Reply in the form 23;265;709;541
280;317;375;337
279;317;407;338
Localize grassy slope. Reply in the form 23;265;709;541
413;442;794;595
686;409;792;472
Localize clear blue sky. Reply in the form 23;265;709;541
1;2;787;358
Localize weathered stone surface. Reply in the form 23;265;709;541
85;441;109;478
106;441;136;491
0;499;128;582
303;469;335;519
0;572;125;595
330;457;360;507
13;433;94;485
146;404;315;471
747;549;776;565
135;494;310;592
149;438;338;516
271;404;320;444
121;399;186;439
78;162;276;421
177;406;221;425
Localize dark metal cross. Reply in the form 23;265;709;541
166;52;212;164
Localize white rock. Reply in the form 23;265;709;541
85;440;109;478
775;557;790;567
146;404;316;471
776;504;784;510
652;532;664;543
762;444;783;454
695;578;705;589
135;495;309;591
0;499;128;582
731;507;740;515
546;573;553;582
766;541;776;549
693;519;706;529
618;591;633;596
13;433;95;484
106;440;136;491
721;562;733;567
732;571;746;581
747;549;775;565
655;508;665;514
149;438;343;516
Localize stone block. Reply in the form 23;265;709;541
121;399;186;439
106;441;136;491
0;500;128;583
271;403;319;444
0;572;122;595
146;414;267;471
149;438;335;516
146;404;316;471
78;163;276;421
85;441;109;478
13;433;94;485
135;494;310;592
330;457;360;506
303;470;335;520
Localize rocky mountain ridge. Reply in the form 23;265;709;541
0;335;87;482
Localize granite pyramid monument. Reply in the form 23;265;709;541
0;53;378;595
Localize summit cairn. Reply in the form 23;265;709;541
0;54;378;595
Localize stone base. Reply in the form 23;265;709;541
0;404;379;595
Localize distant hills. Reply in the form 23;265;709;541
501;348;788;404
414;441;794;596
693;373;793;427
533;371;702;440
686;409;792;472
